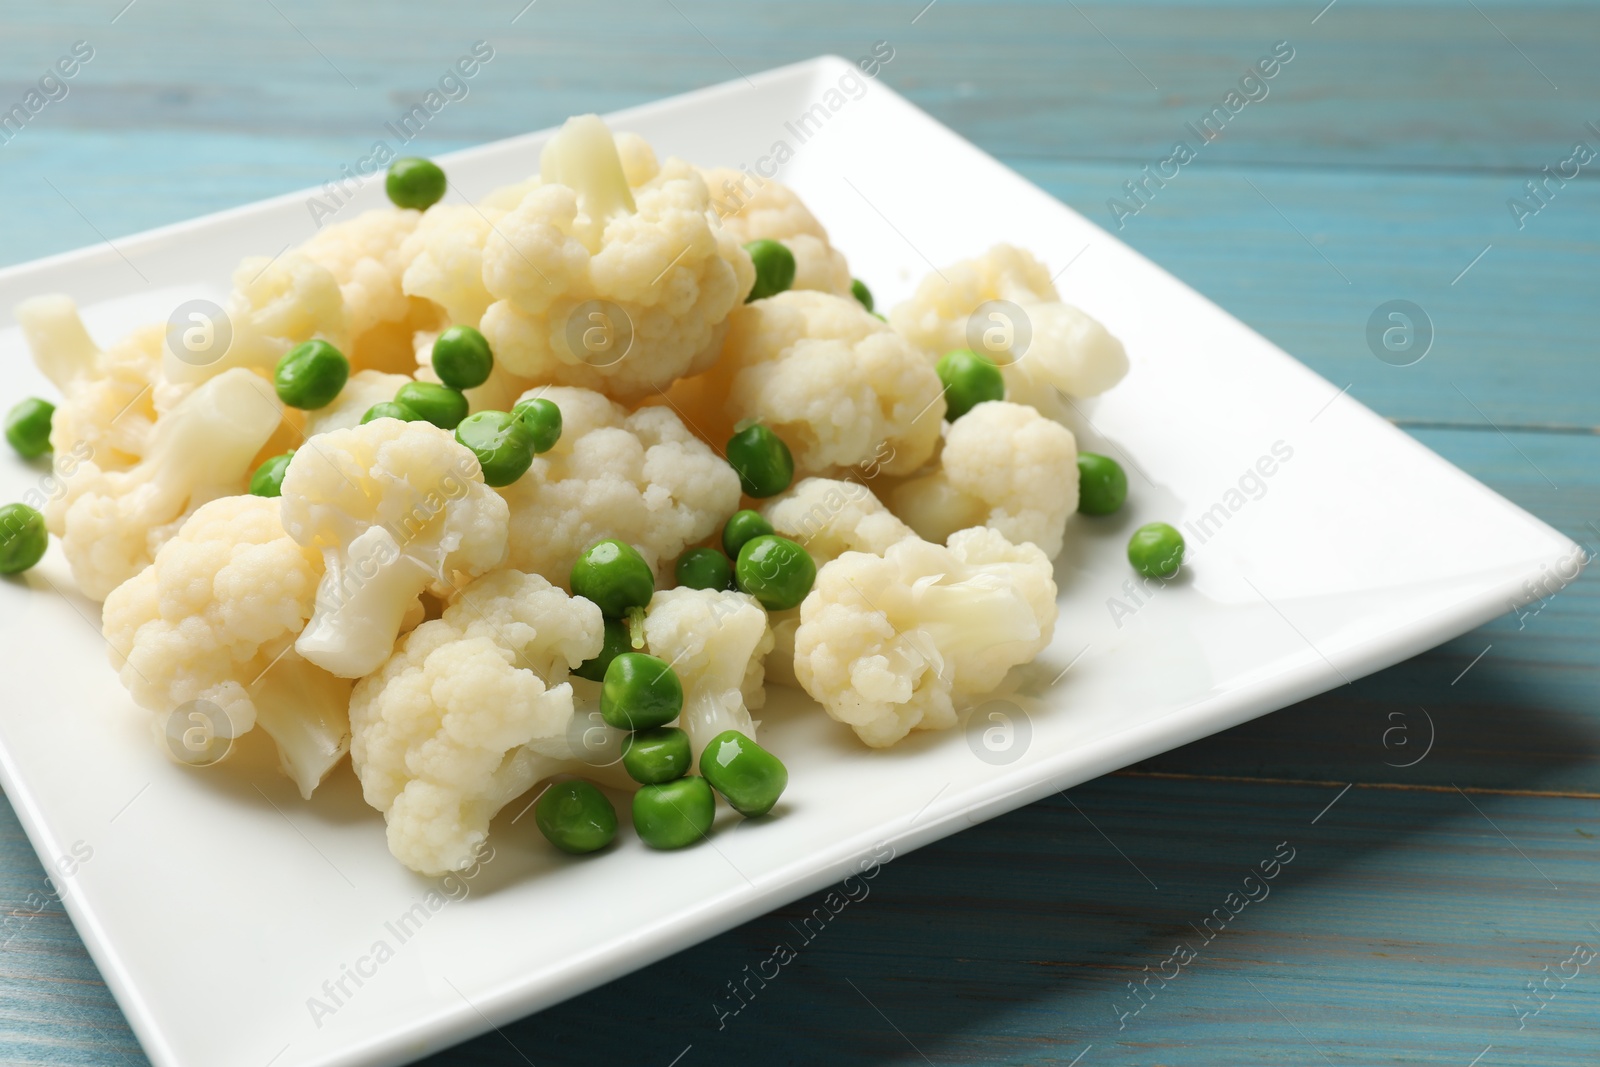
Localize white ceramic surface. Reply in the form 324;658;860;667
0;56;1578;1067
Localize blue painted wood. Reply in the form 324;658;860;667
2;3;1600;1066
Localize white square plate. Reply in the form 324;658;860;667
0;56;1577;1067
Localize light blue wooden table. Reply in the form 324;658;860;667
3;2;1599;1064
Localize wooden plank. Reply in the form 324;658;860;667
419;776;1600;1066
2;1;1594;169
0;797;145;1067
6;772;1600;1066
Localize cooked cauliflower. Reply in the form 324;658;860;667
794;526;1057;747
765;476;916;566
668;290;943;478
762;477;917;690
643;587;773;756
889;401;1079;559
701;168;853;296
301;209;419;338
477;114;755;402
303;369;413;437
399;204;500;329
301;208;439;373
14;295;161;471
280;419;508;678
165;253;347;386
614;131;661;188
348;569;604;873
500;386;740;583
102;495;351;799
889;244;1128;416
481;131;659;214
46;368;285;600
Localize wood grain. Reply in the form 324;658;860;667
1;2;1598;1065
419;775;1600;1067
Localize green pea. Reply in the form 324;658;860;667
600;652;683;731
574;616;633;682
0;503;47;575
1128;522;1185;580
936;349;1005;421
361;401;425;425
632;776;715;850
386;157;447;211
1077;452;1128;516
274;340;350;410
249;451;295;498
431;325;494;391
699;730;788;818
744;239;796;302
512;397;563;454
454;410;536;488
570;539;654;617
621;727;693;785
675;547;733;591
725;424;794;498
721;509;773;560
534;779;617;854
394;381;469;430
850;278;874;313
734;534;815;611
5;398;54;459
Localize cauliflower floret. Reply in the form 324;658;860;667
303;369;413;437
301;209;421;339
889;401;1079;559
280;419;509;678
348;569;605;873
47;368;285;600
666;290;943;478
164;253;347;386
643;587;773;756
500;386;740;584
300;208;440;373
477;114;755;402
764;476;916;566
762;477;917;690
101;495;351;798
889;244;1128;416
14;296;160;471
400;204;500;329
701;168;853;296
794;526;1057;747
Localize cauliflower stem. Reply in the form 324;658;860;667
540;114;637;251
898;572;1044;674
643;588;773;756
